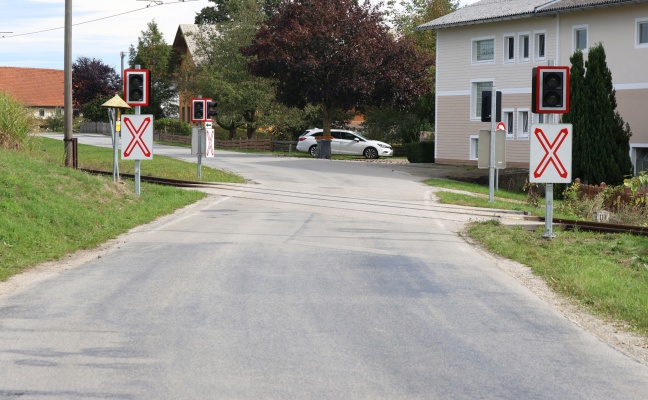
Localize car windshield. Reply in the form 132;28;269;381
352;132;368;140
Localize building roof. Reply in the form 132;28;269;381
0;67;64;107
416;0;648;30
172;24;220;66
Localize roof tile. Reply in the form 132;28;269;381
0;67;64;107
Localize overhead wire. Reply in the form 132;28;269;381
0;0;197;39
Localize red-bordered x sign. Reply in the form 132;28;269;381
529;123;572;183
121;114;154;160
205;128;215;158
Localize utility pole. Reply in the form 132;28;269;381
121;51;127;86
64;0;74;167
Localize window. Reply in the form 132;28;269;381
504;35;515;63
637;18;648;47
503;110;514;139
574;25;588;51
473;37;495;63
534;32;546;60
518;110;530;139
519;34;530;62
470;135;479;160
39;108;45;118
472;81;493;120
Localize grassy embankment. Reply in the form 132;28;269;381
426;177;648;337
0;137;244;282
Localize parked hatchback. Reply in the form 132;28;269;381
296;129;393;159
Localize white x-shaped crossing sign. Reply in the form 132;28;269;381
121;115;154;160
529;123;572;183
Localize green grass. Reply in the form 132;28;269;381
424;177;648;337
468;221;648;336
0;137;244;281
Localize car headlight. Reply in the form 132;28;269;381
377;143;391;149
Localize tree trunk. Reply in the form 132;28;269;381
246;125;255;139
318;105;333;159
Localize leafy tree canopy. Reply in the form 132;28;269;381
364;0;456;144
186;0;282;139
243;0;433;139
195;0;280;24
129;20;179;119
72;56;120;109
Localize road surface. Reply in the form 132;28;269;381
1;134;647;399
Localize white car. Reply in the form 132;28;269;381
296;129;393;159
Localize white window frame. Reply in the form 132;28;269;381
636;18;648;48
533;113;545;124
472;36;495;64
503;109;515;140
517;109;530;140
471;79;494;121
573;25;588;52
518;33;530;63
503;34;515;63
469;135;479;160
534;31;546;61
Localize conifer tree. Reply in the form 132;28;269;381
563;43;633;185
562;50;591;183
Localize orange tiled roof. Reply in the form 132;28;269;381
0;67;64;107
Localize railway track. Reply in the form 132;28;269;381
82;169;648;236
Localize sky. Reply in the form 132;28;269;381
0;0;480;73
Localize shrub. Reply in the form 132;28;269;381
0;92;37;151
405;141;435;163
154;118;191;136
44;109;65;132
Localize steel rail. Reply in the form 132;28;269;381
540;217;648;236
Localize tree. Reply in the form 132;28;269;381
72;56;120;110
129;20;178;119
195;0;280;24
243;0;432;155
81;94;113;123
563;43;633;185
186;0;280;139
363;0;457;144
562;50;592;183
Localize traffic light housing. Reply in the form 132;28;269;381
206;100;218;120
191;98;206;122
124;69;150;106
532;66;570;114
481;91;501;123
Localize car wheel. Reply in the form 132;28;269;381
309;145;318;157
363;147;378;159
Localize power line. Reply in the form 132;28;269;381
0;0;197;39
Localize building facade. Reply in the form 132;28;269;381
417;0;648;174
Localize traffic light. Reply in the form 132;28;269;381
191;98;206;122
481;91;501;123
206;100;218;120
532;66;570;114
123;69;150;106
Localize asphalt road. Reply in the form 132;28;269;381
1;134;647;399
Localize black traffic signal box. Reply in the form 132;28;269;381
532;66;570;114
124;69;150;106
191;99;206;122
